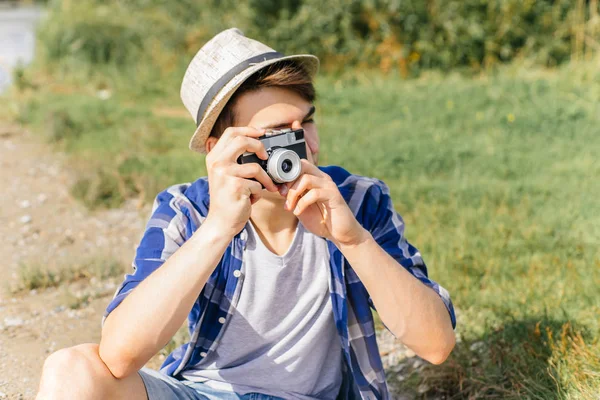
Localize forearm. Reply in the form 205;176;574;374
99;218;231;378
336;230;455;364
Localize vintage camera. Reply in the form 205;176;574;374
237;128;307;184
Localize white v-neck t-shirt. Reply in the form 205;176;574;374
181;220;343;399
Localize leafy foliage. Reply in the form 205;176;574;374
35;0;599;75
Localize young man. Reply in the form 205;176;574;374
36;28;456;400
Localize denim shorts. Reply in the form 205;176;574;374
137;367;285;400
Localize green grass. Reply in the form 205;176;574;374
11;257;125;294
4;60;600;398
317;66;600;398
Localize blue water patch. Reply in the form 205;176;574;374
0;5;44;93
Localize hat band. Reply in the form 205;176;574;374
196;51;284;127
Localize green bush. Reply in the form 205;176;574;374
39;3;142;66
245;0;591;72
35;0;599;75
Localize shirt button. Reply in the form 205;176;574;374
240;230;248;241
218;317;226;324
200;351;207;357
233;270;241;278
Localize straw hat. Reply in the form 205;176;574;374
180;28;320;154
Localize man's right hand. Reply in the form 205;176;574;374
204;126;279;238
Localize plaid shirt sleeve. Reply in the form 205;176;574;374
360;178;456;330
101;185;190;328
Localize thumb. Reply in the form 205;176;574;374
278;184;289;196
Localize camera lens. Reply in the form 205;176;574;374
281;159;292;173
267;149;301;183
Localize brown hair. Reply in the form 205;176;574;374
209;60;316;138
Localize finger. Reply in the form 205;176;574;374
228;163;278;193
278;183;288;197
282;159;326;194
238;178;262;201
297;158;325;178
285;174;324;212
220;126;266;144
283;160;319;193
213;126;266;154
293;188;327;216
222;135;269;162
226;176;261;200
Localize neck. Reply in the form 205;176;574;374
250;194;298;236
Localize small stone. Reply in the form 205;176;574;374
97;89;112;100
29;289;37;295
4;317;24;327
47;166;59;177
19;215;32;224
470;341;486;353
18;200;30;208
417;384;429;394
391;363;406;373
0;390;7;398
37;193;47;203
404;349;416;358
48;341;56;353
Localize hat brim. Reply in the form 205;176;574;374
188;54;319;154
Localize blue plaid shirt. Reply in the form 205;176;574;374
102;165;456;399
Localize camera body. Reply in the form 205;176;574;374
237;128;307;184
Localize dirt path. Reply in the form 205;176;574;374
0;124;151;399
0;124;413;399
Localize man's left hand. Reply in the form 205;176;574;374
280;160;368;247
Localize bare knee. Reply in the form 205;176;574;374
37;343;110;400
42;343;102;376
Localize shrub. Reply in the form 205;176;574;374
34;0;600;75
